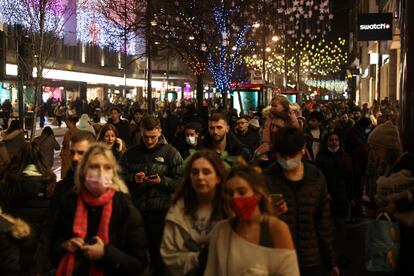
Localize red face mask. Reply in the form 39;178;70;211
229;196;258;220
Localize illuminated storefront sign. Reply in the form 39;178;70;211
357;13;393;41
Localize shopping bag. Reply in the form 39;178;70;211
365;212;399;272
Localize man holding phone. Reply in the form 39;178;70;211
121;116;183;276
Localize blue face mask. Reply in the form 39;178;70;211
277;156;301;171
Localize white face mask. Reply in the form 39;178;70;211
328;146;340;153
185;136;197;146
277;156;301;171
85;171;112;196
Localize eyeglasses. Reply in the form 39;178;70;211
237;121;248;125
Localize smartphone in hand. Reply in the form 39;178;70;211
84;237;97;245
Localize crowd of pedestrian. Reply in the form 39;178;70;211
0;94;412;276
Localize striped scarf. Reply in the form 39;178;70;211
56;188;115;276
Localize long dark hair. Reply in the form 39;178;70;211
320;130;343;150
97;123;119;142
172;150;227;220
18;142;56;197
318;130;352;173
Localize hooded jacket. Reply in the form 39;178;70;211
0;212;30;275
33;133;60;169
161;199;216;275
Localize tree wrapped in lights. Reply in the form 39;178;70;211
153;0;212;109
154;0;256;108
79;0;146;98
207;1;252;94
0;0;82;139
0;0;67;34
90;0;146;54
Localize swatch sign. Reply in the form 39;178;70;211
357;13;393;41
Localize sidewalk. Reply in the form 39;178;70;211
32;116;109;138
31;118;68;138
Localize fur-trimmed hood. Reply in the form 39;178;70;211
262;105;272;118
0;212;30;240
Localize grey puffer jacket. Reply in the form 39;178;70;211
264;161;336;269
120;141;183;212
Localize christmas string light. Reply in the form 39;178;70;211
0;0;66;36
77;0;143;54
244;37;347;82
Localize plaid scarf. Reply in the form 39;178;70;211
56;188;115;276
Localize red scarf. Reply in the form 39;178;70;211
56;188;115;276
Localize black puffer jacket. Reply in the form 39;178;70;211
120;142;183;212
6;169;53;271
50;191;148;275
264;161;336;268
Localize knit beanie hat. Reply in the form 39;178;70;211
367;120;401;150
77;114;90;129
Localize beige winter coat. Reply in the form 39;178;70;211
161;199;214;275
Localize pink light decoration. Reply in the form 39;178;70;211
22;0;65;16
88;21;100;44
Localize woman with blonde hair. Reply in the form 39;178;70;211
50;143;148;275
204;165;299;276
